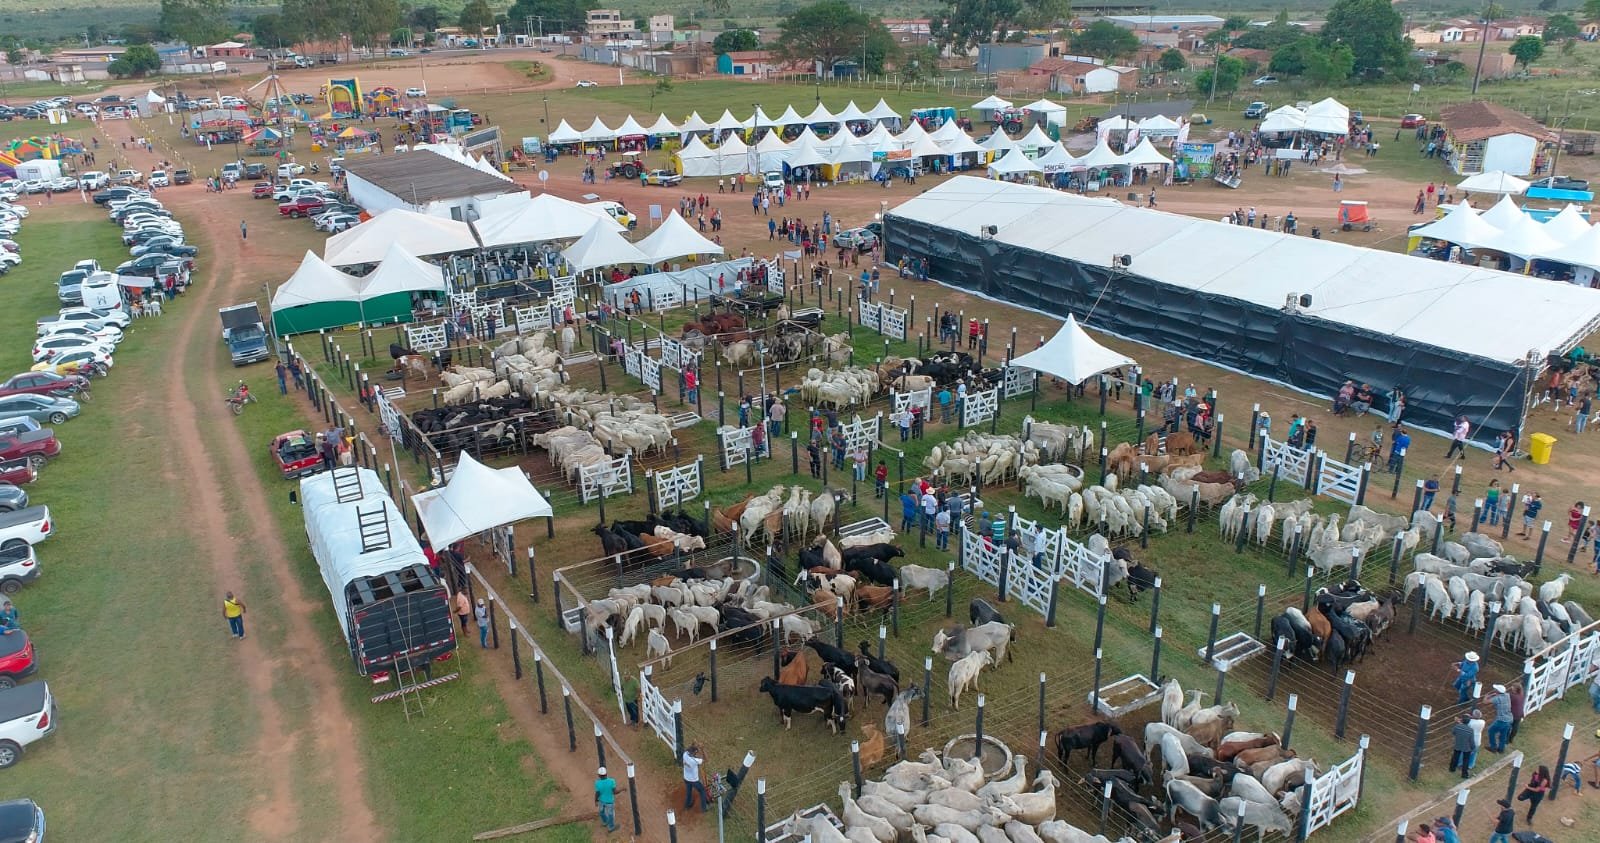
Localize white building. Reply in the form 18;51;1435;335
341;150;526;221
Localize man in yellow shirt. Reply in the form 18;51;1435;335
223;592;246;639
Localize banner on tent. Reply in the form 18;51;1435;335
718;425;753;469
892;388;932;417
513;303;553;335
639;668;676;750
404;323;448;353
840;414;881;455
654;458;703;509
961;387;999;427
579;455;633;503
1004;365;1035;399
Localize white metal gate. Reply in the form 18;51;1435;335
654;458;704;509
639;667;677;750
579;455;633;502
839;414;881;455
551;275;577;309
880;303;907;340
961;387;999;427
1004;365;1035;398
1059;535;1106;598
961;526;1004;586
1314;452;1365;505
1010;556;1055;616
512;304;553;334
640;355;662;391
892;388;932;417
449;290;478;312
859;301;883;333
1262;437;1313;489
1303;747;1364;837
718;425;754;468
1523;621;1600;717
469;303;502;336
374;388;403;438
404;323;448;353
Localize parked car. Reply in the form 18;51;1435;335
79;171;108;190
279;196;326;218
277;162;306;179
1533;175;1590;192
173;169;194;185
576;79;598;87
147;170;169;188
116;253;179;276
251;181;275;199
0;632;38;687
0;420;37;440
0;483;25;510
55;270;86;306
244;163;269;180
31;336;114;364
1252;75;1278;86
112;169;142;185
30;350;110;378
0;395;78;425
1244;101;1269;119
645;169;682;187
57;306;129;329
0;505;49;550
834;228;879;251
37;324;118;349
405;86;427;97
0;682;55;766
1399;113;1427;128
271;430;324;478
0;373;89;402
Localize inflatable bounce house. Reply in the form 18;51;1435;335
325;78;363;119
0;136;83;179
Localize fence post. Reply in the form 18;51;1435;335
851;741;864;797
1150;626;1163;682
562;686;577;752
672;699;684;759
1094;594;1108;654
710;639;720;702
594;722;606;769
628;764;642;836
1187;490;1199;533
1249;404;1260;449
1502;483;1520;540
488;595;500;649
973;694;986;759
1234;506;1251;554
1391;449;1407;499
835;598;845;648
892;579;901;637
1204;603;1221;664
1389;534;1404;586
1453;788;1470;827
1097;778;1113;836
1505;752;1524;802
878;625;887;661
1267;462;1280;502
1149;577;1162;634
1267;637;1285;701
1393;821;1407;843
1536;521;1552;567
922;657;932;727
1231;798;1248;843
1254;584;1267;640
1356;465;1370;506
946;561;955;617
1482;602;1500;657
1408;705;1432;781
1472;499;1483;533
1046;576;1061;628
1214;662;1228;705
667;811;677;843
1282;693;1298;750
534;651;548;713
510;621;522;679
1303;566;1315;613
1092;648;1103;713
1335;670;1355;739
1288;525;1302;577
1552;723;1575;799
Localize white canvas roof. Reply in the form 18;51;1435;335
1542;205;1591;244
1539;220;1600;271
774;105;806;125
753;129;791;170
581;117;616;141
411;453;553;548
1302;98;1350;135
866;99;900;121
906;133;947;160
675;135;750;177
980;130;1019;153
858;124;896;152
562;217;649;271
896;121;929;145
1022;98;1066;115
614;115;649;137
1098;116;1135;133
988;150;1042;177
1017;123;1054;153
1121;137;1173;167
1458;170;1529;195
939;131;987;157
784;134;833;168
713;109;743;132
889;177;1600;364
928;120;965;143
547;119;581;144
1078;140;1127;169
323;210;479;267
274;251;363;309
1480;195;1529;230
835;101;868;122
1258;106;1306;134
803;103;836;124
637;211;726;263
473;192;622;248
678;112;711;132
302;468;429;643
1009;314;1135;384
1138;114;1181;133
1481;213;1562;258
1035;142;1080;173
830;136;877;165
744;106;778;129
1409;204;1502;249
359;243;446;297
647;114;679;135
973;95;1012;110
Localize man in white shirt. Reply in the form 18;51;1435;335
1445;416;1471;460
920;489;938;531
682;745;709;811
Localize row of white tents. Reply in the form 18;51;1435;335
546;99;904;145
1257;97;1352;137
1413;195;1600;277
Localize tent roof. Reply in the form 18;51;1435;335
713;109;743;131
1481;212;1562;258
1022;98;1066;114
581;116;615;141
888;177;1600;365
1009;314;1135;384
973;95;1012;110
1139;114;1180;131
743;106;778;129
865;98;901;121
988;150;1043;175
561;217;649;272
906;133;947;159
1259;107;1306;134
1017;123;1054;152
679;111;711;132
359;243;446;298
1542;205;1592;244
753;129;790;154
273;251;363;310
646;114;679;135
896;121;929;144
411;453;553;548
675;135;715;159
784;133;833;168
1301;97;1350;135
802;102;836;124
1078;139;1127;169
323;209;479;266
1479;194;1528;231
1098;116;1135;132
939;131;987;157
548;119;581;144
145;90;165;103
1408;204;1503;249
473;192;622;248
1035;142;1080;172
1539;219;1600;271
1458;170;1530;195
1121;137;1173;167
835;101;868;122
614;114;649;137
775;105;806;125
980;130;1019;153
636;211;727;263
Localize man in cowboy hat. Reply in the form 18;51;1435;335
1453;651;1480;704
1487;683;1514;752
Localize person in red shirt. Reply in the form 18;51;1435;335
874;460;889;498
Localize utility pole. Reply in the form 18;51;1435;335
1471;8;1493;94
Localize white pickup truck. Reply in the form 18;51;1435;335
0;682;55;768
0;507;50;551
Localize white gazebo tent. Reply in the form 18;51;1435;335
783;133;833;169
1542;205;1592;243
1408;203;1503;250
360;243;448;297
275;251;363;309
1016;123;1054;156
580;117;616;143
753;130;791;171
324;209;479;266
646;114;679;136
562;218;650;273
939;131;987;163
865;98;901;126
473;192;623;248
1258;106;1307;135
1479;195;1529;231
1121;137;1173;168
987;149;1043;180
411;453;553;548
895;120;929;145
835;101;869;123
1302;98;1351;136
1481;213;1562;267
980;130;1019;155
774;105;806;126
1035;142;1080;174
547;119;582;145
1137;114;1181;138
613;114;650;138
1008;314;1135;385
713;109;744;133
1078;140;1127;171
678;112;711;133
1021;98;1067;126
636;211;727;264
1538;221;1600;284
972;95;1011;114
802;103;837;125
1458;170;1530;196
744;106;779;130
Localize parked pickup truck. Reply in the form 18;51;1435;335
220;303;270;366
0;544;38;594
0;682;55;767
0;431;59;471
278;196;326;218
0;507;50;550
0;463;34;490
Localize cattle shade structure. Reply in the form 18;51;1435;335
884;176;1600;441
1009;314;1135;385
410;453;553;548
323;208;479;267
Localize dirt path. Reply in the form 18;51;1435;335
105;123;380;840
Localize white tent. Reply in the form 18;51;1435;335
865;98;901;123
637;211;726;264
713;109;743;133
1035;142;1080;174
675;135;750;177
1121;137;1173;167
1078;140;1127;169
753;130;791;170
1542;205;1592;243
896;121;929;145
835;101;868;122
144;89;165;104
473;192;622;248
614;115;649;137
1021;98;1067;123
1097;116;1135;133
547;119;581;145
802;103;836;124
562;218;650;272
857;124;896;153
973;95;1012;111
359;243;447;297
679;112;711;133
774;105;806;126
1008;314;1134;385
580;117;616;142
988;150;1043;178
939;131;988;159
324;209;479;266
1016;124;1054;155
905;133;947;162
274;251;363;308
1302;98;1350;135
1458;170;1530;195
1408;204;1503;250
1539;221;1600;271
783;133;833;168
1479;195;1528;231
744;106;779;130
646;114;679;135
1137;114;1181;137
980;130;1019;154
1481;213;1562;259
928;120;965;143
411;453;553;549
1258;106;1306;135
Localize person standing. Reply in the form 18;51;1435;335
1577;392;1593;434
474;598;489;648
1422;475;1440;511
594;767;619;832
920;487;938;532
1452;651;1480;704
873;460;888;498
1466;708;1486;771
223;592;246;639
900;489;918;533
807;440;822;479
1445;415;1471;460
1519;493;1543;539
682;745;710;811
683;369;698;405
1567;500;1587;544
1490;798;1515;843
1518;765;1551;823
1486;480;1503;527
768;400;785;438
1448;714;1475;778
455;589;472;631
274;360;288;394
1487;684;1514;751
240;219;248;240
851;445;867;482
935;508;951;551
1508;682;1526;742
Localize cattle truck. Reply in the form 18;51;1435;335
301;466;457;697
219;302;271;366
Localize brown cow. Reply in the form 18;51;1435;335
637;533;676;558
1107;442;1140;478
812;590;842;619
778;648;809;686
855;584;895;610
1307;605;1334;653
1217;735;1279;763
858;724;886;766
1186;718;1235;750
1166;431;1199;456
1189;471;1241;486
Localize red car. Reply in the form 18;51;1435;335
0;372;88;401
271;430;323;478
1400;113;1427;128
251;181;275;198
279;196;326;218
0;632;37;689
0;463;34;487
0;432;58;471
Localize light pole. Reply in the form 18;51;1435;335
1471;9;1493;94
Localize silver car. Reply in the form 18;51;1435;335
0;394;79;425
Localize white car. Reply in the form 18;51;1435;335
147;171;169;188
1253;75;1279;86
39;323;121;346
576;80;598;88
31;336;115;363
762;171;784;190
220;96;245;107
315;213;359;233
48;177;77;192
78;171;108;190
59;306;129;329
0;682;57;769
287;178;328;191
278;163;306;178
75;103;97;115
405;86;427;98
0;204;28;218
0;252;19;268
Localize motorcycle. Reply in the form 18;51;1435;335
224;381;256;416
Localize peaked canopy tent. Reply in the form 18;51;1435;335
713;110;744;133
834;101;869;123
1458;170;1529;196
865;99;901;126
1121;137;1173;168
678;112;712;134
323;209;479;267
1035;142;1080;174
774;105;806;127
1016;124;1055;156
1539;222;1600;282
272;251;413;334
1301;98;1351;136
1137;115;1181;138
744;107;780;130
752;130;791;171
1021;98;1067;126
614;115;650;138
1408;203;1503;250
646;114;679;136
1258;106;1307;135
802;103;837;126
1078;140;1128;171
1480;194;1529;231
1008;314;1135;385
980;130;1019;155
472;192;622;248
987;149;1043;180
562;218;650;273
1481;213;1563;264
972;95;1012;111
581;117;617;143
547;119;582;145
1541;205;1592;243
674;135;752;177
636;211;727;264
411;453;554;549
360;243;447;298
884;176;1600;441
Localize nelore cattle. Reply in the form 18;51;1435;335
758;677;847;732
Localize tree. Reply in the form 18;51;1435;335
931;0;1068;53
1586;0;1600;20
1193;54;1244;97
107;43;161;78
1159;47;1187;71
408;5;443;31
1221;14;1251;31
347;0;404;49
459;0;495;36
776;1;896;74
1269;38;1315;75
712;28;759;53
250;13;304;49
1232;18;1303;50
159;0;230;44
1510;34;1546;69
1545;13;1581;40
899;44;940;84
1305;41;1355;83
283;0;346;41
1320;0;1410;77
1070;20;1139;61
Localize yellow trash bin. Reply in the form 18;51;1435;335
1529;433;1557;465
